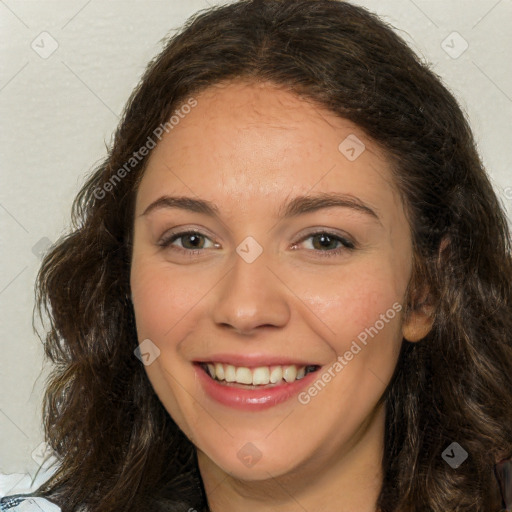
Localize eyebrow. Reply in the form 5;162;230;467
141;192;381;223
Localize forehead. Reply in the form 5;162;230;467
135;80;404;226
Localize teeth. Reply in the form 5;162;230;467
224;364;236;382
269;366;282;384
214;362;225;380
235;367;253;385
283;365;297;383
203;362;316;385
252;367;270;385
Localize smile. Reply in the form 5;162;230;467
194;361;322;410
200;362;320;386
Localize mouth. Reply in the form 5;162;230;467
193;360;322;410
198;361;321;389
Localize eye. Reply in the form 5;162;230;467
157;229;356;258
294;231;356;257
158;230;217;254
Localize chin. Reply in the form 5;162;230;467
199;441;307;481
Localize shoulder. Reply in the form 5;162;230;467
0;457;61;512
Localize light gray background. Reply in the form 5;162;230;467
1;0;511;482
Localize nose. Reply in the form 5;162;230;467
212;249;291;335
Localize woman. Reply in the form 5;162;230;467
1;0;511;510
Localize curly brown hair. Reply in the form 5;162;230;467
30;0;512;510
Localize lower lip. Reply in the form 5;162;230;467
194;364;320;411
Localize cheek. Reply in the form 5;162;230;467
289;259;406;353
130;257;207;341
294;265;405;435
130;250;408;355
129;256;209;435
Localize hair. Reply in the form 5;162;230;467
30;0;512;510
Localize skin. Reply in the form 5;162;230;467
130;80;433;512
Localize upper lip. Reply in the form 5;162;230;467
194;353;321;368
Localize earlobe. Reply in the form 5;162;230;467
402;303;435;342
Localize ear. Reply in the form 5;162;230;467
402;236;449;342
401;300;435;342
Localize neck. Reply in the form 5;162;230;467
197;402;385;512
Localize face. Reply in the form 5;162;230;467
130;80;427;482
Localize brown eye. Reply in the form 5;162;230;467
179;233;206;249
295;231;356;257
158;230;215;252
312;233;342;250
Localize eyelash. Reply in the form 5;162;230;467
157;229;356;258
